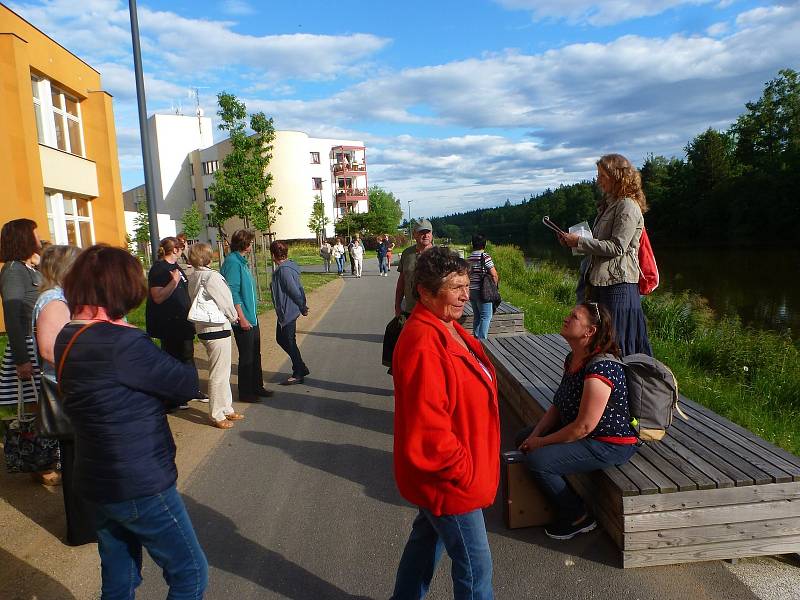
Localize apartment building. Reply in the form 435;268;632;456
124;114;369;244
0;4;126;329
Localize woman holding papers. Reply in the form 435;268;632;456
559;154;652;356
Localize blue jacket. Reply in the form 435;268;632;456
220;251;258;325
376;241;389;259
54;322;200;504
270;260;307;327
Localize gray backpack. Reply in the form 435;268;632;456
589;353;686;441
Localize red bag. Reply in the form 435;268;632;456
638;226;659;295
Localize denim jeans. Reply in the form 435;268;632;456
469;290;494;340
379;256;389;274
94;485;208;600
335;256;345;274
391;508;493;600
276;318;308;378
515;427;638;523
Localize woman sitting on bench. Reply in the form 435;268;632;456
516;302;639;540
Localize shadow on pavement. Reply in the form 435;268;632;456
0;547;78;600
263;390;393;435
240;430;404;507
299;330;385;344
299;377;394;398
182;497;371;600
0;457;66;541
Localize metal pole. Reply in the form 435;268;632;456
407;200;413;238
129;0;159;263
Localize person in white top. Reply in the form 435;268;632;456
351;238;364;278
187;243;243;429
332;238;346;276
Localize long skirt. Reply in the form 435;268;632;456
590;283;653;357
0;338;41;405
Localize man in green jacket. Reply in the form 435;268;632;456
220;230;272;402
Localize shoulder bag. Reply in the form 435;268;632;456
4;378;60;473
479;253;501;311
36;321;98;440
188;272;227;324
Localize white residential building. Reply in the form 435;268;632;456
124;113;368;245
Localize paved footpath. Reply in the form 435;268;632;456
133;261;785;599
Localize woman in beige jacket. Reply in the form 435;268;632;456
561;154;652;356
187;243;244;428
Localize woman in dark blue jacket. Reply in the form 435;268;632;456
55;245;207;600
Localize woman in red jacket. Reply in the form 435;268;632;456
391;247;500;600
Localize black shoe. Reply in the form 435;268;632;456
545;516;597;540
238;395;261;403
255;388;274;398
301;366;310;377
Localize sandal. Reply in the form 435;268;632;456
225;413;245;421
211;419;234;429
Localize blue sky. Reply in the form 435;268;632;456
8;0;799;219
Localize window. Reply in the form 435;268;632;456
189;162;194;176
191;188;196;202
310;152;320;164
204;188;212;202
31;75;85;156
202;160;218;175
44;192;94;247
312;177;322;190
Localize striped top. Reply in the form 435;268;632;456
468;251;495;291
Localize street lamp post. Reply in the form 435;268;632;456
128;0;159;263
407;200;413;238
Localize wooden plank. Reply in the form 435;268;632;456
600;465;642;497
514;336;567;380
622;534;800;568
679;403;800;481
520;335;569;375
660;435;735;489
681;397;800;470
504;337;563;390
615;459;660;495
623;498;800;532
667;428;753;486
489;342;558;411
625;516;800;550
635;444;698;492
622;481;800;514
642;442;717;491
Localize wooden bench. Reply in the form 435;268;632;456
484;333;800;568
459;301;526;337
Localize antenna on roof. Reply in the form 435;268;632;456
190;87;210;137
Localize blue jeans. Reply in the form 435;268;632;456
94;485;208;600
335;256;345;274
276;318;308;378
379;256;389;274
469;290;494;340
515;427;638;523
392;508;493;600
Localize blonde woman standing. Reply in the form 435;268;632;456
187;243;243;429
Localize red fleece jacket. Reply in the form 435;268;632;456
392;303;500;516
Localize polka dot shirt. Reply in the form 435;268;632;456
553;354;636;439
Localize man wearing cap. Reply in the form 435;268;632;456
394;219;434;317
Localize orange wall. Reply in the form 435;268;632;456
0;5;126;331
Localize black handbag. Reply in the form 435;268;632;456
382;315;404;368
4;379;60;473
36;321;97;440
479;253;501;311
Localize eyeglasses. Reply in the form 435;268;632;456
588;301;601;323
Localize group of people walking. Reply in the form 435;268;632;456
320;234;395;277
0;152;654;599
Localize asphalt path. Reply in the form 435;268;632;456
139;258;759;600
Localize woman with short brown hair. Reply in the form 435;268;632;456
56;244;207;598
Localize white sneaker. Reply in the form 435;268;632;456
193;397;210;403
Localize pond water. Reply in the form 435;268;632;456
523;244;800;339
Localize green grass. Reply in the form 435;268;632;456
491;244;800;456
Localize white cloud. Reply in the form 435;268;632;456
493;0;714;26
706;21;731;36
221;0;256;16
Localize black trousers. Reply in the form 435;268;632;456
160;334;195;364
276;319;308;378
60;439;97;546
233;324;264;396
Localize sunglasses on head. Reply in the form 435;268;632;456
587;301;601;323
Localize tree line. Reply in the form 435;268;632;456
431;69;800;247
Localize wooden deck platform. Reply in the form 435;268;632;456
459;301;526;337
484;333;800;568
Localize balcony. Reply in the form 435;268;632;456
336;188;368;202
332;162;367;175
